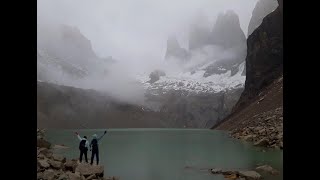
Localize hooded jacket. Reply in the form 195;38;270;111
90;133;106;150
77;135;90;149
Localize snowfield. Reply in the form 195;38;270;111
135;61;245;94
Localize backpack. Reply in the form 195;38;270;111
91;139;98;150
79;139;87;151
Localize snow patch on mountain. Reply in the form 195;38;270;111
136;61;245;94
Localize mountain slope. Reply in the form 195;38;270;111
37;81;166;128
212;0;283;148
232;0;283;112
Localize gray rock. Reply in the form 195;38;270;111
239;170;261;180
38;153;45;159
66;171;81;180
43;169;55;180
258;128;266;135
243;135;254;142
57;173;69;180
254;138;269;147
256;165;279;175
37;138;51;149
38;159;50;169
64;159;78;172
211;168;222;174
52;154;66;163
75;163;104;177
49;160;62;169
37;172;44;180
221;170;237;175
86;174;96;180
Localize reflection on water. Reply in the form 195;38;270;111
45;129;282;180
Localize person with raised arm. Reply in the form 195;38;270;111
90;130;107;165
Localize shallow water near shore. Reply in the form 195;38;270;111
45;129;282;180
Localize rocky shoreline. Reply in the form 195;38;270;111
37;129;119;180
230;106;283;149
210;164;280;180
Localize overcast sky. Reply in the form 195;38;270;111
37;0;258;65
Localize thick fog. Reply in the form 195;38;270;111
38;0;256;63
37;0;258;105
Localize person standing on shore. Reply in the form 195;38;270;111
90;130;107;165
75;132;89;163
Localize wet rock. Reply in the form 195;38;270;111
238;170;261;180
256;165;279;175
221;170;237;175
224;173;239;179
211;168;222;174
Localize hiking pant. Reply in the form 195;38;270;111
91;149;99;165
80;149;88;163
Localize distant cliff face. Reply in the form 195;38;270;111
233;0;283;111
247;0;278;36
37;24;98;69
37;24;114;84
210;10;246;49
165;36;190;61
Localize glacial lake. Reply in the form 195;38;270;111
45;129;283;180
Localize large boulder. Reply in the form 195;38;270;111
256;165;279;175
64;159;78;172
37;138;51;149
238;170;262;180
43;169;55;180
75;163;104;178
49;159;63;170
56;173;69;180
52;154;66;163
38;159;50;169
66;171;81;180
37;172;44;180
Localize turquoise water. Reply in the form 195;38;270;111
45;129;283;180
